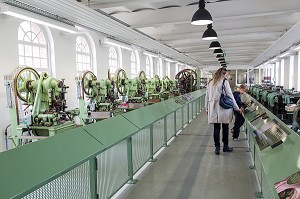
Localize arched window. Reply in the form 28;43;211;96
18;21;49;73
156;59;163;78
145;56;152;78
165;62;170;77
109;46;119;77
131;51;137;78
76;36;92;74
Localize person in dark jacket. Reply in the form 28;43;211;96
232;84;247;140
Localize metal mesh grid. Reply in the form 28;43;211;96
183;105;188;125
198;98;202;113
166;113;175;141
97;140;128;199
132;127;151;173
255;146;262;183
189;103;193;121
193;101;197;116
176;109;182;132
22;161;91;199
249;133;255;156
153;118;165;153
261;168;275;199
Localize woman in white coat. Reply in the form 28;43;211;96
205;68;242;155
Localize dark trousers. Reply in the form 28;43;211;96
233;113;245;139
213;123;229;148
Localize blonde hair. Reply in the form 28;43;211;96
209;68;227;85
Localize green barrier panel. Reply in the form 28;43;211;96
0;128;104;199
244;94;300;199
83;115;139;148
0;89;206;199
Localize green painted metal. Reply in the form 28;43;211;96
0;89;206;199
82;115;139;148
245;94;300;199
0;128;104;199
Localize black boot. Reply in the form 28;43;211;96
215;146;220;155
223;146;233;152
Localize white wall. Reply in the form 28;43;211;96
0;15;20;151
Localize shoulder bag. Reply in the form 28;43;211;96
219;78;234;109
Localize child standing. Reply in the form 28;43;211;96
232;84;247;140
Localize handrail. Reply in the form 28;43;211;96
244;94;300;199
0;89;206;199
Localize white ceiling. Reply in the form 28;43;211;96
79;0;300;68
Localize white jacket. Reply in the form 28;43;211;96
205;77;239;124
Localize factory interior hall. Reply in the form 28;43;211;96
1;0;300;199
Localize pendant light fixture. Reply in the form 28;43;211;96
191;0;213;26
209;41;221;49
216;54;224;58
202;24;218;40
213;49;223;55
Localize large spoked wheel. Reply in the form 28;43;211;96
175;69;197;93
116;69;127;96
81;70;97;95
14;67;40;103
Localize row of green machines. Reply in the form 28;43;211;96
248;84;300;132
4;66;200;148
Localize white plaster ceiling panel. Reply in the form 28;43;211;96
77;0;300;68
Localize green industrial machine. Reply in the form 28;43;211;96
78;70;116;124
160;76;179;100
145;74;162;103
5;67;77;147
175;69;197;94
115;69;147;109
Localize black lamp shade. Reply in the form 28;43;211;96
213;49;223;54
202;24;218;40
220;61;226;64
218;58;225;61
191;0;213;25
216;54;224;58
209;41;221;49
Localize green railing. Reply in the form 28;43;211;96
244;94;300;199
0;89;206;199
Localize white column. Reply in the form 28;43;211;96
289;55;295;89
283;58;290;88
275;61;280;86
280;59;285;86
258;68;262;84
297;53;300;90
271;64;275;84
247;69;250;85
292;53;299;90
